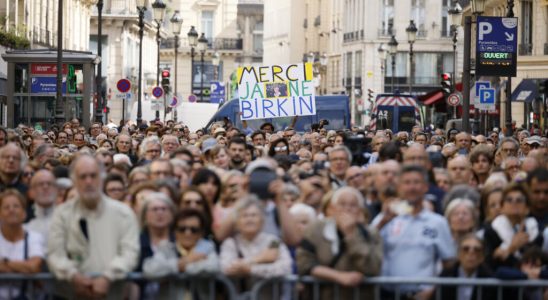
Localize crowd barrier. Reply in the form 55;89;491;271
0;273;547;300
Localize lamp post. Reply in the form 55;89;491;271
212;51;220;81
187;26;198;99
505;0;514;136
170;11;183;122
449;1;462;119
461;0;486;133
320;52;328;95
152;0;166;120
388;35;398;92
95;0;104;123
406;20;417;94
197;33;208;102
136;0;147;125
378;44;387;92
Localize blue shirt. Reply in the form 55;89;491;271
380;209;456;291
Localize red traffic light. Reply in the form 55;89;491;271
162;70;170;78
442;73;451;81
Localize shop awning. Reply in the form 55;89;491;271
511;79;538;102
421;90;444;105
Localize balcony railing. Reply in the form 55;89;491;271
518;43;532;56
160;38;243;50
378;28;396;37
441;29;452;38
343;30;364;43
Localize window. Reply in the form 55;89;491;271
355;51;362;86
411;0;426;36
381;0;394;36
441;0;451;37
345;52;353;87
385;53;407;77
89;36;108;77
520;0;533;55
201;11;214;41
253;21;263;54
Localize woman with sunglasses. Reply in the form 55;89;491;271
484;183;543;271
437;234;496;300
179;187;213;238
268;138;290;157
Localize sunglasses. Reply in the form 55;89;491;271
461;245;482;254
274;146;288;151
176;226;201;234
504;196;526;204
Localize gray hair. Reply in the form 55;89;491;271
499;137;519;149
289;202;316;221
444;198;478;228
139;136;162;158
331;186;365;208
140;191;176;227
69;153;106;182
234;194;264;220
328;145;353;163
0;142;28;171
442;184;480;211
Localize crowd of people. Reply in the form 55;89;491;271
0;117;546;300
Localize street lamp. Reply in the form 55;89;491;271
462;0;486;133
388;35;398;92
170;10;182;122
152;0;166;120
378;44;387;92
197;33;208;102
449;1;462;120
95;0;104;123
212;51;220;81
136;0;147;125
306;52;315;64
406;20;417;94
187;26;198;99
505;0;514;136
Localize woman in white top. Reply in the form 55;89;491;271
0;189;44;299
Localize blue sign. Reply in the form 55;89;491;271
476;16;518;76
209;81;225;104
152;86;164;98
31;77;66;94
475;81;491;97
479;88;495;104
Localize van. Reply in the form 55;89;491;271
206;95;351;132
369;94;422;133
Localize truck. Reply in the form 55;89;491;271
206;95;351;132
368;93;422;133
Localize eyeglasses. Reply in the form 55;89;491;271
274;146;288;151
504;196;526;204
146;149;161;154
32;181;55;188
23;171;34;178
149;206;169;213
346;173;363;182
461;245;482;254
176;225;201;234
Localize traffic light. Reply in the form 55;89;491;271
103;106;110;114
161;69;171;94
368;89;374;102
441;73;452;94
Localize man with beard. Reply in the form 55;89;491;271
47;154;139;299
228;137;247;172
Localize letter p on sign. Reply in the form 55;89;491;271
478;22;492;40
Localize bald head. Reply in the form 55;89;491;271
29;169;57;207
447;155;472;186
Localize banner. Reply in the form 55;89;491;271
237;63;316;120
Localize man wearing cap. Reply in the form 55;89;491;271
521;136;542;158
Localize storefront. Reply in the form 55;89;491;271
2;50;98;128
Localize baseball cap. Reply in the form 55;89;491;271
525;135;542;145
201;138;218;153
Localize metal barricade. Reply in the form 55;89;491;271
0;272;238;300
249;275;548;300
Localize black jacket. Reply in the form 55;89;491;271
438;262;497;300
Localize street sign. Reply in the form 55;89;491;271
188;94;197;103
477;88;496;110
476;16;518;77
31;77;67;93
115;92;132;99
474;81;491;105
117;79;131;93
210;81;226;104
152;86;164;98
447;92;462;106
169;96;179;108
151;99;164;110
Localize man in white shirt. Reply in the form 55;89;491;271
47;154;139;299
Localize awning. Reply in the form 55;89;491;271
421;90;444;105
511;79;538;102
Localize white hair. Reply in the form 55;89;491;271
289;203;317;221
113;153;132;167
139;136;161;158
331;186;365;208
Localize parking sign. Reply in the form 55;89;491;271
476;17;518;76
